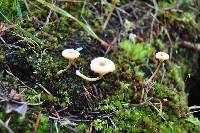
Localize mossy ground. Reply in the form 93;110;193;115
0;0;200;132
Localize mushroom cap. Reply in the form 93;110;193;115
155;52;169;61
62;49;80;60
129;33;137;43
90;57;115;76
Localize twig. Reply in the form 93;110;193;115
43;4;53;28
140;87;145;105
181;41;200;52
161;63;166;84
24;0;31;14
116;10;123;27
5;70;36;93
189;105;200;110
158;99;163;114
187;109;200;115
164;27;173;60
52;106;61;120
102;0;116;30
87;122;93;133
37;83;53;95
104;37;117;55
150;0;159;43
33;111;42;133
0;119;14;133
0;37;21;49
143;82;155;103
81;0;89;25
4;117;11;127
55;121;59;133
149;101;166;121
112;4;131;17
109;117;116;129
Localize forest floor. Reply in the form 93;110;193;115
0;0;200;132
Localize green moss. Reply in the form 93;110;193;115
75;124;88;132
37;115;49;133
119;40;154;63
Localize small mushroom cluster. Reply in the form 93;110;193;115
57;48;116;81
58;48;169;83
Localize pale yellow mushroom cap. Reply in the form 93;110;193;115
155;52;169;62
90;57;115;76
62;49;80;60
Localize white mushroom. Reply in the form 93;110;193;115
90;57;115;78
57;49;80;75
76;57;115;81
62;49;80;60
146;52;169;84
155;52;169;62
129;33;137;44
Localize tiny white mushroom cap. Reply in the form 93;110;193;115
62;49;80;60
90;57;115;76
129;33;137;43
155;52;169;62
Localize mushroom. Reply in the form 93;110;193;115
155;52;169;63
76;57;115;81
146;52;169;83
129;33;137;44
57;49;80;75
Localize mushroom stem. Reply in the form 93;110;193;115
57;60;74;75
76;70;100;81
146;62;162;83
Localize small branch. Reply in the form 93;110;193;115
5;70;36;93
33;111;42;133
24;0;31;14
149;101;166;121
187;109;200;115
37;83;52;95
87;122;93;133
139;87;145;105
181;41;200;52
102;0;116;30
0;119;14;133
160;63;166;83
158;99;163;115
150;0;159;43
189;105;200;110
164;27;173;60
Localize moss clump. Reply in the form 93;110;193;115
119;40;154;63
